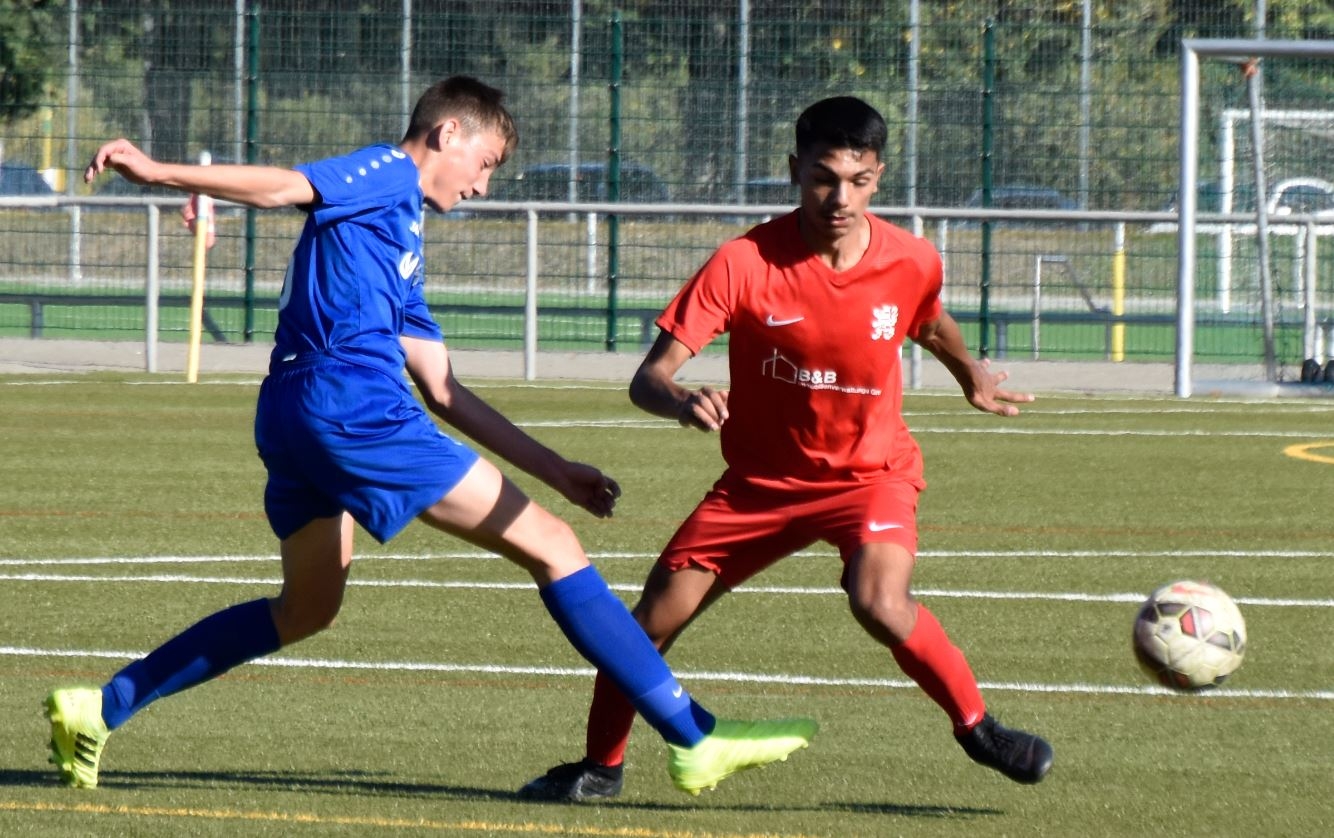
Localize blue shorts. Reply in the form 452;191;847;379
254;357;479;543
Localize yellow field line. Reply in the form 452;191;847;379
1282;441;1334;465
0;800;818;838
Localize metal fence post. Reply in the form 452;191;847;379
243;1;261;342
605;11;622;351
979;19;996;359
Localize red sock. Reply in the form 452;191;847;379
890;603;986;735
584;670;638;767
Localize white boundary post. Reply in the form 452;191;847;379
144;205;160;373
1304;220;1318;360
1218;112;1234;313
524;209;539;381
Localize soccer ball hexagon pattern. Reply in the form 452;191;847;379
1132;580;1247;691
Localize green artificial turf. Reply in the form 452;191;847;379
0;374;1331;836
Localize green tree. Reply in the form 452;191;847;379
0;0;59;124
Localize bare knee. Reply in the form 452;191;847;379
275;514;353;645
630;599;679;650
532;513;583;562
630;565;723;652
270;592;342;645
508;509;589;583
419;466;588;584
845;543;919;645
848;589;918;645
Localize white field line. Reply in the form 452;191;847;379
1;643;1329;702
4;548;1334;567
11;377;1332;406
7;378;1333;428
904;406;1334;416
4;553;1329;702
510;420;1334;438
910;427;1334;438
1;566;1330;609
2;380;627;391
2;379;266;388
5;407;1330;438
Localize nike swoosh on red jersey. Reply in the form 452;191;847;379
867;521;905;532
765;314;805;327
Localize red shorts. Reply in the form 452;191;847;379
659;478;920;589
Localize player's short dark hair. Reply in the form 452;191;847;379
405;76;518;159
795;96;886;158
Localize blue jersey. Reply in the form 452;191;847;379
272;144;442;376
255;144;476;543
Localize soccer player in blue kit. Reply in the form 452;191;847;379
47;76;814;794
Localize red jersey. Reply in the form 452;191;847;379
657;211;943;491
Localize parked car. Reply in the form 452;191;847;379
91;175;181;207
1159;180;1234;214
712;176;797;223
959;184;1078;227
741;175;796;205
0;161;57;197
964;184;1077;210
453;160;670;216
1265;176;1334;218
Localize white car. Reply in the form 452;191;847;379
1150;176;1334;234
1264;176;1334;220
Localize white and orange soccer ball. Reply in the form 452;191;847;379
1132;580;1247;691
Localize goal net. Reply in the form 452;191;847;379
1177;39;1334;396
1215;108;1334;306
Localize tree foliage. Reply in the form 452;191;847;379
0;0;59;124
6;1;1334;206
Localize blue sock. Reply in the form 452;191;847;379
101;598;282;730
540;565;715;748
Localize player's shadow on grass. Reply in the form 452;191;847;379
519;798;1002;818
514;800;997;816
68;768;520;802
826;802;1002;819
1;768;1001;819
0;767;513;802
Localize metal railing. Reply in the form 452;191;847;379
2;196;1330;382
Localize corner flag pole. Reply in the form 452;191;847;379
184;151;215;383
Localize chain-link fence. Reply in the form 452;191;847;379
1;1;1332;372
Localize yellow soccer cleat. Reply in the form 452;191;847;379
667;717;817;796
45;688;110;789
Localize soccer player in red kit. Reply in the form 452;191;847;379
521;95;1053;802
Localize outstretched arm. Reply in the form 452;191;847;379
401;335;620;518
914;310;1034;416
629;330;729;432
84;138;314;209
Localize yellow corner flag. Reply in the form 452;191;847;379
183;152;215;383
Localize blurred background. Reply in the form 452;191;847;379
2;1;1332;376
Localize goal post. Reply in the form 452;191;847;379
1176;38;1334;397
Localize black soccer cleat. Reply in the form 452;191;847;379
955;714;1053;784
517;758;624;802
